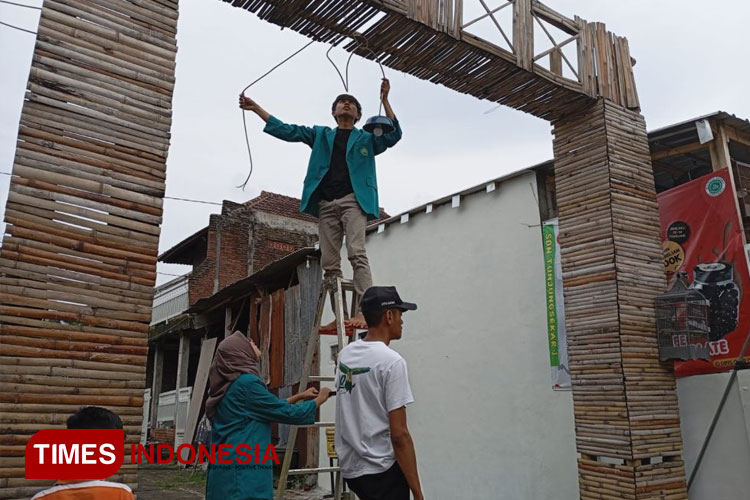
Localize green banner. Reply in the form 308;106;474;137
543;223;559;367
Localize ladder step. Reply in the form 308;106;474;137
329;278;355;292
309;375;335;382
297;421;335;428
288;466;340;475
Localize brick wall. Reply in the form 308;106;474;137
252;223;317;274
188;201;317;306
188;215;220;305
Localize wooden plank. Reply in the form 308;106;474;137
259;296;272;385
182;337;217;455
513;0;533;70
531;0;579;34
249;297;260;345
270;290;286;389
284;285;302;386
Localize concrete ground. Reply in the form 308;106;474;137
136;464;336;500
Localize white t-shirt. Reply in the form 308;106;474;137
334;339;414;478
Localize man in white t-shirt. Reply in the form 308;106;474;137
335;286;424;500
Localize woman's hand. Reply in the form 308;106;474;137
299;387;319;400
314;387;333;407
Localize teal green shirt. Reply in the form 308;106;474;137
205;373;317;500
263;115;402;219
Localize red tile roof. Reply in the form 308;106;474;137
245;191;317;222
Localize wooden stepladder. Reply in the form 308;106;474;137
275;277;358;500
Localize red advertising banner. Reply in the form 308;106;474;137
657;168;750;377
25;429;124;479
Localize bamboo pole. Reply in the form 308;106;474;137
0;262;153;305
23;100;169;153
15;142;166;193
19;125;168;177
0;304;149;334
4;204;161;252
0;256;155;297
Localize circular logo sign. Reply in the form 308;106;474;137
705;176;726;197
667;221;690;244
663;241;685;273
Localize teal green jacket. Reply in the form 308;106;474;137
263;115;402;219
205;373;316;500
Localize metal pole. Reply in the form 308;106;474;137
687;330;750;490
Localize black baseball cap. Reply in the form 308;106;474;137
360;286;417;315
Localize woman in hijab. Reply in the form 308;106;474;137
205;331;332;500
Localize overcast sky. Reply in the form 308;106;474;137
1;0;749;285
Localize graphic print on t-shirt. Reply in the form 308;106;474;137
337;362;371;393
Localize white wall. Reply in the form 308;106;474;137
677;370;750;500
319;171;579;499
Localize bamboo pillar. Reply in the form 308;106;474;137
0;0;178;496
553;100;688;500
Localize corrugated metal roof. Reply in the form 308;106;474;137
648;111;750;138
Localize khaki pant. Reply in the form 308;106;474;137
318;192;372;297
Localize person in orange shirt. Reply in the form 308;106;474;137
31;407;135;500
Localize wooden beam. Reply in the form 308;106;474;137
224;306;232;338
651;142;708;161
550;47;563;76
532;0;579;35
713;122;748;246
709;121;732;170
462;0;512;30
723;124;750;148
180;337;216;462
513;0;533;70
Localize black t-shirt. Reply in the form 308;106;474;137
317;128;354;202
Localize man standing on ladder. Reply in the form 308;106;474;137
239;80;401;328
334;286;424;500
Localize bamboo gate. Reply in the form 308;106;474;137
0;0;687;499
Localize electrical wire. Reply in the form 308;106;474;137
163;196;222;206
237;39;316;190
0;19;37;35
326;44;353;92
327;35;388;115
237;36;389;190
